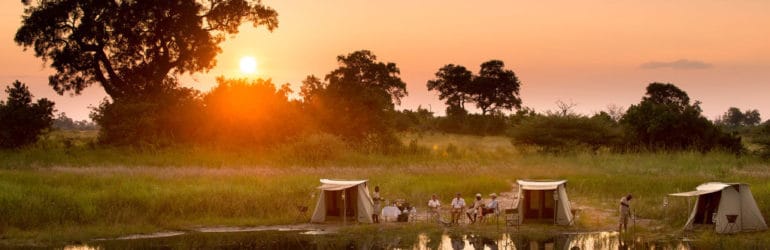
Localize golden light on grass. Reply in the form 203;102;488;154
239;56;258;75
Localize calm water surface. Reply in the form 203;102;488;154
57;230;691;250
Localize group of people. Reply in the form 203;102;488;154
373;185;634;232
372;186;417;222
432;192;500;224
372;185;500;224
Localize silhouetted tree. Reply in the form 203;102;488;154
722;107;746;127
427;64;473;114
428;60;522;116
744;109;761;126
470;60;522;115
15;0;278;99
621;82;741;152
306;50;407;148
52;112;98;130
299;75;326;104
0;81;55;148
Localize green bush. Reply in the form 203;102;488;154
508;114;622;153
0;81;55;148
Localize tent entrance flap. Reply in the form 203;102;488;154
324;189;358;219
693;191;721;224
523;189;555;220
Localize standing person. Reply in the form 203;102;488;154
450;193;466;224
372;186;381;223
428;194;442;222
619;193;633;233
466;193;483;224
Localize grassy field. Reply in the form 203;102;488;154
1;131;769;247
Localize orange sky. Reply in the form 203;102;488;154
1;1;769;120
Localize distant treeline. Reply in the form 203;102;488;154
5;1;770;156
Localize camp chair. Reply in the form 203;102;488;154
505;195;521;230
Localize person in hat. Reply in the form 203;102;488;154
480;193;499;222
466;193;483;224
619;193;633;233
450;192;466;224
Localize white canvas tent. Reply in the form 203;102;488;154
514;180;574;225
670;182;767;234
310;179;374;223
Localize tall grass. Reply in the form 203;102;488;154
0;132;769;244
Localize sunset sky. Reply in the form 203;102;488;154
1;1;768;121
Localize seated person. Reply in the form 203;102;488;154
480;193;499;222
381;201;401;222
466;193;483;224
450;193;466;224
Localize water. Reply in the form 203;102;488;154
59;230;691;250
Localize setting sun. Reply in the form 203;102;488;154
239;56;258;74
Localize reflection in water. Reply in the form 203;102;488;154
63;230;692;250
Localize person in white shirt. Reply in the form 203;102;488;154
428;194;441;222
450;193;466;224
619;193;633;233
480;193;499;222
381;200;401;222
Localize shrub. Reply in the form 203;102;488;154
508;114;622;153
0;81;55;148
90;87;204;146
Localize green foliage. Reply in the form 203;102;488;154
508;114;622;152
754;122;770;158
621;82;742;153
717;107;762;130
392;107;435;133
0;81;55;148
52;113;98;131
436;113;509;136
302;50;407;149
15;0;278;99
90;88;204;146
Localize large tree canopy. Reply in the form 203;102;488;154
301;50;407;144
15;0;278;99
621;82;741;152
471;60;522;115
426;64;473;113
427;60;522;116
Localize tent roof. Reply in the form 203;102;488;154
669;182;744;197
317;179;368;191
517;180;567;190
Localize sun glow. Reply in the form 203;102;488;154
239;56;258;74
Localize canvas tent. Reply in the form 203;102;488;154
514;180;574;225
310;179;374;223
669;182;767;233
